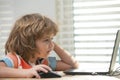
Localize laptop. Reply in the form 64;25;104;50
64;30;120;75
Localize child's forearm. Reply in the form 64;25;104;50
0;66;29;78
54;43;79;69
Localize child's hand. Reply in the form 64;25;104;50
24;64;52;78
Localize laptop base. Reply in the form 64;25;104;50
64;69;110;75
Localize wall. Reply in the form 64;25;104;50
13;0;56;21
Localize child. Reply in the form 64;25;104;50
0;13;79;78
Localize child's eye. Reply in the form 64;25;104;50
45;39;49;42
44;38;54;42
51;38;53;41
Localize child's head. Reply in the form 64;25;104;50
5;13;58;62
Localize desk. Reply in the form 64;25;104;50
0;72;120;80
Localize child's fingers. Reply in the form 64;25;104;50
40;64;52;71
38;65;52;73
33;64;52;73
37;66;48;73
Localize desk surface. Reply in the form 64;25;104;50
0;72;120;80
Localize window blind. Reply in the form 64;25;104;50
0;0;14;58
73;0;120;64
55;0;75;55
56;0;120;66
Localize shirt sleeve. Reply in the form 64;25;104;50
0;56;14;68
48;57;57;71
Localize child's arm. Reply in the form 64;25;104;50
0;62;51;78
53;42;79;71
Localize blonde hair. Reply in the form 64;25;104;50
5;13;58;62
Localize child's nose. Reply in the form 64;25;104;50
49;41;54;48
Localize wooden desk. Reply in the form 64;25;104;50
0;72;120;80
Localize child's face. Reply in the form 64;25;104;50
35;34;54;59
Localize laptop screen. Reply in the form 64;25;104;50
109;30;120;73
